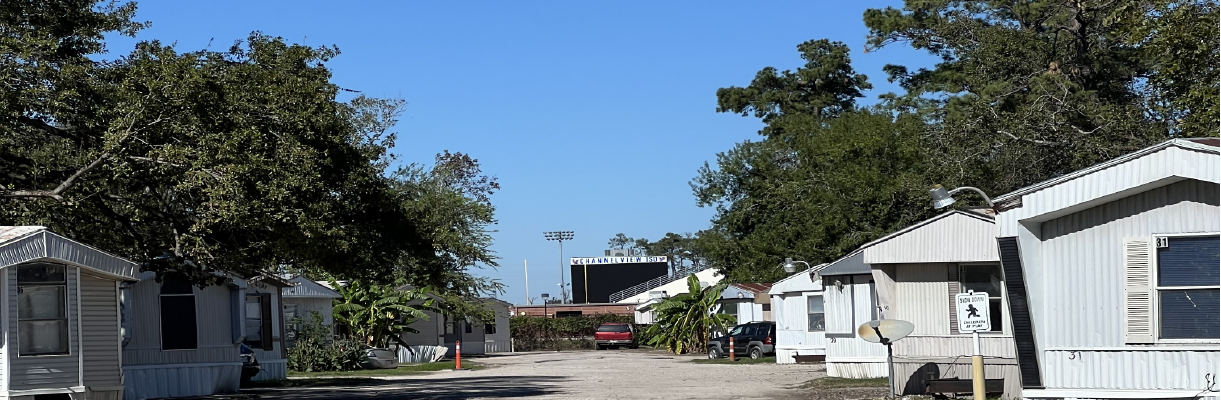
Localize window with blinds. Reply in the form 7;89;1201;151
1155;235;1220;340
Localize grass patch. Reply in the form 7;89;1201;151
288;361;484;378
691;356;776;364
800;377;889;389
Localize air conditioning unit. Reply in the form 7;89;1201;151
604;249;634;257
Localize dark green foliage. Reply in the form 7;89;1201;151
509;314;634;351
286;312;366;373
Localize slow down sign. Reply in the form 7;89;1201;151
955;291;991;332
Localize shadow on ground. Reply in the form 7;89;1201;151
244;375;569;399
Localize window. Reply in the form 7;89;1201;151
244;294;273;350
160;274;198;350
719;302;739;322
959;265;1004;332
464;322;473;334
1156;236;1220;339
17;264;68;356
485;323;497;335
807;295;824;332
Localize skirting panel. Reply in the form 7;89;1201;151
250;359;287;381
123;363;241;400
827;362;888;379
87;389;123;400
399;346;448;363
776;347;826;364
484;340;512;353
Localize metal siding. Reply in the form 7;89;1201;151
245;284;282;363
0;232;138;279
282;277;342;299
894;336;1017;359
9;266;80;390
401;309;442;346
1040;179;1221;348
122;363;240;400
893;264;950;335
80;273;121;387
826;278;888;377
864;213;999;264
1043;350;1219;391
1004;146;1219;223
122;275;239;366
250;359;286;381
285;297;334;327
773;292;826;363
824;277;856;335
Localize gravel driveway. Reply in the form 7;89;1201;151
247;349;829;400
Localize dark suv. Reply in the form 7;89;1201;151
707;321;775;359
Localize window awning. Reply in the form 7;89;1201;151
815;252;869;277
0;226;138;280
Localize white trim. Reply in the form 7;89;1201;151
825;357;887;363
1022;388;1218;399
1;267;8;392
115;280;123;385
5;385;87;396
996;138;1220;202
1046;346;1220;351
76;267;83;387
121;361;242;370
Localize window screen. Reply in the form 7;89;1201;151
18;264;68;356
1157;236;1220;339
960;265;1004;332
807;295;825;332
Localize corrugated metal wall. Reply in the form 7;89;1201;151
1043;350;1219;391
9;265;80;390
402;309;442;346
864;212;998;264
894;336;1016;359
123;275;238;365
823;276;856;335
893;264;950;335
826;277;888;378
80;273;121;388
123;363;240;400
284;298;334;327
1040;179;1220;348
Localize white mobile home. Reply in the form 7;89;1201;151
862;210;1019;398
399;297;512;358
0;226;138;400
282;276;343;339
768;268;826;364
818;251;888;378
993;138;1219;399
718;283;772;324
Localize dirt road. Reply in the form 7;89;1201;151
248;349;829;399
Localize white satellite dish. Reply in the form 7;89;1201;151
857;319;915;344
857;319;915;398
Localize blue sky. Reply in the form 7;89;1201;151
110;1;935;305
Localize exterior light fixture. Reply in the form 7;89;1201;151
929;184;995;209
783;257;809;274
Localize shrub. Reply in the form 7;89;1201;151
286;312;366;372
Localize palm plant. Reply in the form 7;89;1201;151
330;279;436;348
644;274;736;354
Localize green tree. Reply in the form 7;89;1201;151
0;1;448;285
330;279;436;348
607;233;634;250
643;274;736;354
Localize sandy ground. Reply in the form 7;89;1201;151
246;348;834;400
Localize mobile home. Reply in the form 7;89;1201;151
768;268;826;364
0;226;138;400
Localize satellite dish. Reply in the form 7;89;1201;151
857;319;915;344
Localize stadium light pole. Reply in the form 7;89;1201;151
544;231;575;303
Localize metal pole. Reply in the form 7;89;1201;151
887;343;895;399
559;240;567;303
972;329;985;399
524;259;530;304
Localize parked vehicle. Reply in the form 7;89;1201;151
594;322;638;350
362;346;399;369
707;321;776;359
239;344;261;385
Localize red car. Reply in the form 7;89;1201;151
594;322;638;350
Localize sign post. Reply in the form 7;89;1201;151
955;290;990;400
